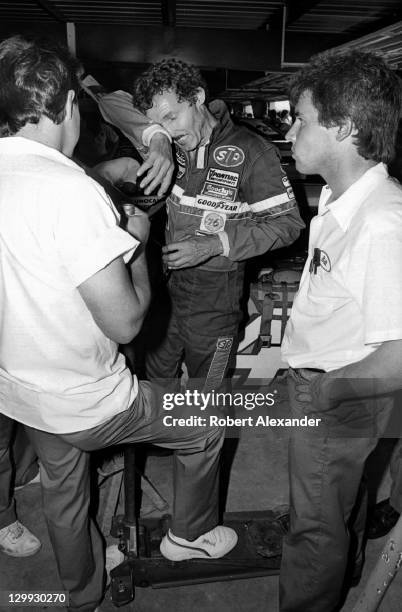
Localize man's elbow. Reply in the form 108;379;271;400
281;207;306;243
116;314;147;344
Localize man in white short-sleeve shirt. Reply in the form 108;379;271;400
279;50;402;612
0;36;237;612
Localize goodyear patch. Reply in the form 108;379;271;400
200;210;226;234
206;167;239;188
201;182;236;201
196;194;240;213
213;145;245;168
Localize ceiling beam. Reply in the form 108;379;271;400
266;0;322;31
161;0;176;27
78;24;282;72
34;0;67;23
285;0;323;26
341;12;402;40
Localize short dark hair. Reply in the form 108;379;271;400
133;59;207;113
289;49;402;163
0;35;80;137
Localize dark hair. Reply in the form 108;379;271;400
133;59;207;113
0;35;80;136
289;49;402;163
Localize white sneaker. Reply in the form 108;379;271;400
0;521;41;557
105;544;124;586
160;526;238;561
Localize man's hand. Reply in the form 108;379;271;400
137;133;174;197
162;235;223;269
123;207;150;245
93;157;140;185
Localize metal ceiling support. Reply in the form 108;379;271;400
34;0;67;23
285;0;322;26
162;0;176;27
281;5;306;68
66;22;76;56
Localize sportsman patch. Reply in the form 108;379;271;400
176;148;186;166
196;194;240;213
213;145;245;168
206;168;239;188
287;187;295;199
216;337;233;351
204;336;234;392
201;182;236;201
200;210;226;233
282;175;291;188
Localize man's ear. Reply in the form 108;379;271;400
65;89;76;120
336;118;354;142
196;87;206;107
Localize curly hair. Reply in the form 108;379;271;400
289;49;402;163
0;35;80;137
133;59;207;113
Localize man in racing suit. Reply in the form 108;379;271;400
132;59;304;388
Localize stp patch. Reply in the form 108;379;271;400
213;145;245;168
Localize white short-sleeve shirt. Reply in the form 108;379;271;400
282;163;402;371
0;137;139;433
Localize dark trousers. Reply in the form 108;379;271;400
390;437;402;513
0;414;16;529
25;380;224;612
146;267;244;385
279;368;394;612
0;414;38;529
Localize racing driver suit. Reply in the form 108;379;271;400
146;101;304;387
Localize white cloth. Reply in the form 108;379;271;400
0;137;139;433
282;163;402;371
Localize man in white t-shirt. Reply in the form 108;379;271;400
279;50;402;611
0;36;237;612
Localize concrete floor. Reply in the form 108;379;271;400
1;392;402;612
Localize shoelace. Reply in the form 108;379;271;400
200;531;220;547
6;522;24;541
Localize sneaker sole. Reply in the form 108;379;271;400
160;533;238;561
0;544;41;557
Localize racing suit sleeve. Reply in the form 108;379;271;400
97;90;171;157
217;142;305;260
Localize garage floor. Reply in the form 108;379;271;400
1;391;401;612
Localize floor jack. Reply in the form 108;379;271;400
107;445;288;607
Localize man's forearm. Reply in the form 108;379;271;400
312;339;402;408
128;248;151;326
223;206;305;261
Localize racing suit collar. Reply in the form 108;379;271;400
189;100;234;170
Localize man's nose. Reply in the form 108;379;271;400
286;123;297;142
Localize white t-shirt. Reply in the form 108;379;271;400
282;163;402;371
0;137;139;433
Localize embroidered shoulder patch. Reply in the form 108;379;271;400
213;145;245;168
